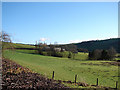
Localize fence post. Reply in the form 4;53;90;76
74;74;77;83
96;78;98;86
116;81;118;89
52;71;54;79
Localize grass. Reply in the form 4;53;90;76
3;49;119;88
15;49;36;54
15;49;88;60
12;43;35;48
74;52;88;60
2;42;35;49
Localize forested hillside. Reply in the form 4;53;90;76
74;38;119;53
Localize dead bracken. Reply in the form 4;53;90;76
2;58;69;89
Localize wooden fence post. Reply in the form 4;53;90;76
116;81;118;89
52;71;54;79
96;78;98;86
74;74;77;83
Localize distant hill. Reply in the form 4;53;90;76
4;38;120;53
73;38;120;53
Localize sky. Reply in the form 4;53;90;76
2;2;118;44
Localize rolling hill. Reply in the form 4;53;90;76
3;38;120;53
74;38;120;53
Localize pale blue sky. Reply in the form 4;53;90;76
2;2;118;44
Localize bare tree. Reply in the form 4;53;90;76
1;31;13;50
0;31;11;42
107;47;117;60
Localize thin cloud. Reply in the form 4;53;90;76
40;38;49;42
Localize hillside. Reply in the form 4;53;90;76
2;58;68;89
2;42;35;49
2;42;119;88
74;38;119;53
3;38;120;53
3;50;119;88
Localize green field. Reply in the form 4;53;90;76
2;42;35;49
3;49;119;88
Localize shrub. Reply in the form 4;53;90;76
89;47;117;60
68;52;72;58
89;49;101;60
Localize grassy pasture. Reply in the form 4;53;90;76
15;49;88;60
3;49;119;88
2;42;35;49
74;52;88;60
15;49;36;54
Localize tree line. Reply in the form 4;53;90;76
33;41;117;60
88;47;116;60
36;42;78;59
